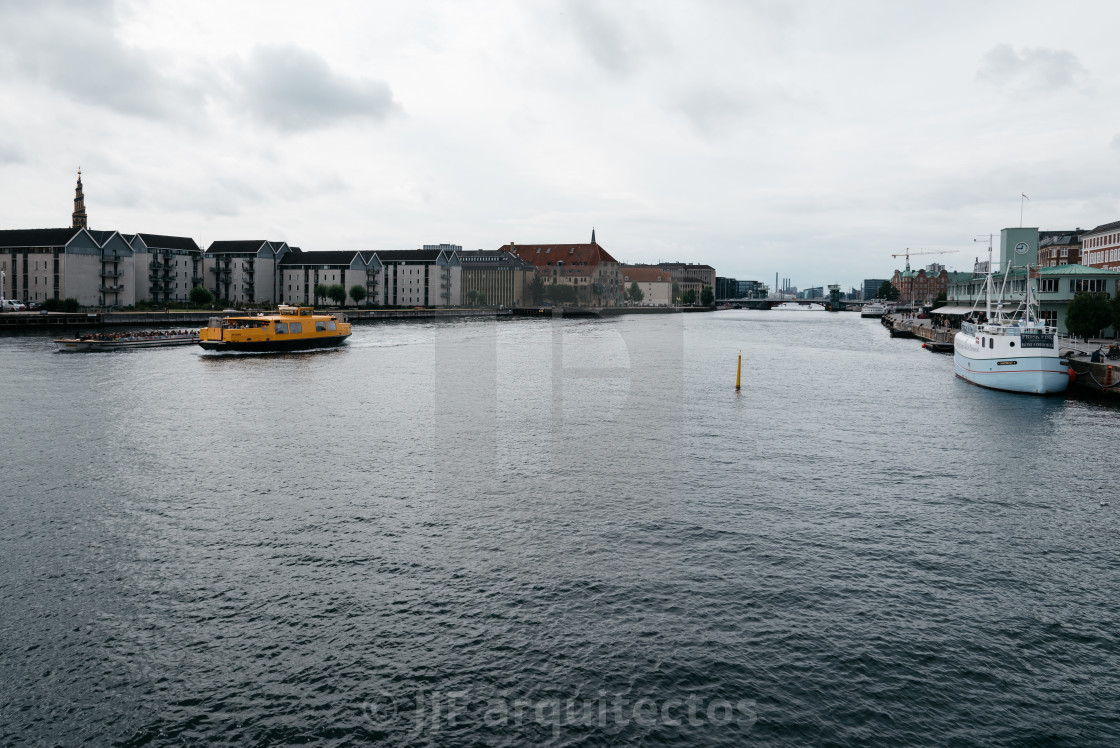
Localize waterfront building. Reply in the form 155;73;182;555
800;286;824;299
944;263;1120;335
715;276;740;299
501;232;623;306
658;262;716;294
1080;220;1120;271
366;249;462;307
940;229;1120;335
1038;230;1082;268
278;249;369;305
458;250;533;307
676;276;704;303
621;265;674;306
129;234;203;304
862;279;889;300
204;240;290;304
737;280;767;298
889;265;964;305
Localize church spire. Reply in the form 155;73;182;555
72;167;87;229
591;227;596;244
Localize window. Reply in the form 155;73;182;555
290;322;303;333
1060;248;1068;257
327;320;337;331
275;322;288;334
1039;278;1058;293
315;321;326;331
1073;279;1106;293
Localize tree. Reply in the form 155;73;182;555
700;286;714;307
628;281;644;303
672;282;681;303
528;276;545;305
1065;292;1112;338
327;284;347;306
1111;292;1120;336
349;284;366;305
477;291;487;306
466;289;480;306
877;281;900;301
190;286;214;305
934;290;947;305
681;289;697;305
314;283;329;304
544;283;577;304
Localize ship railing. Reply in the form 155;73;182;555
961;321;977;335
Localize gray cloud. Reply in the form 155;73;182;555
0;142;27;165
0;1;195;119
672;86;754;137
229;45;400;132
560;0;667;76
977;44;1087;93
1112;134;1120;153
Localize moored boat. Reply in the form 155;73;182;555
861;302;887;318
952;245;1069;395
55;330;199;352
198;306;351;352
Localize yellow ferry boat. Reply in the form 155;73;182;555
198;306;351;352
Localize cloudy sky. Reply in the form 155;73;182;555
1;0;1117;289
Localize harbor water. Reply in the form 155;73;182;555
1;310;1118;745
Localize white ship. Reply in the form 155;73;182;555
953;249;1069;395
861;302;887;318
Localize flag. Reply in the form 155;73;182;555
1021;193;1030;200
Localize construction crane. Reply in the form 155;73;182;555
889;248;960;308
891;248;959;268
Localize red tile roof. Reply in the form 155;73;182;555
621;266;672;283
500;242;618;269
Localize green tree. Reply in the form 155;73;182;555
681;289;697;305
544;284;577;304
314;283;329;304
466;289;480;306
1112;293;1120;336
189;285;214;305
477;291;487;306
877;281;900;301
934;290;947;305
628;281;644;303
701;286;714;306
672;282;681;302
349;284;366;305
327;284;347;306
1065;292;1112;338
528;275;545;305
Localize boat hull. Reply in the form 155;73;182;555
55;335;199;352
953;351;1069;394
198;334;350;352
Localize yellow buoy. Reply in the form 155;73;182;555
736;349;741;390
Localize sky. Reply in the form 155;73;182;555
1;0;1118;291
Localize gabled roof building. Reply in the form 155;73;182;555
499;231;623;306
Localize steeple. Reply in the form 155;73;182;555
591;227;596;244
72;168;87;229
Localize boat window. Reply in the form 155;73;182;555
327;320;337;331
290;322;303;333
316;321;326;332
275;322;288;334
1010;341;1015;347
989;338;994;349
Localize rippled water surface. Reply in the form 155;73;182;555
1;310;1118;746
